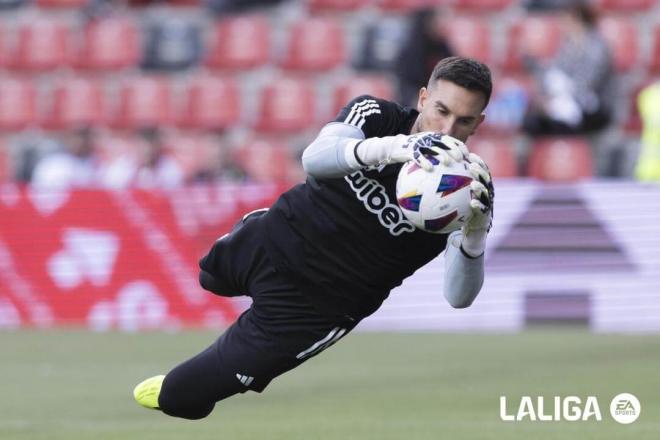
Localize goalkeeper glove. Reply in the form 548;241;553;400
348;132;468;171
461;153;494;258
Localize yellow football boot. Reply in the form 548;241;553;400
133;375;165;410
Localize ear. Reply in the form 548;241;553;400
470;113;486;136
416;87;428;112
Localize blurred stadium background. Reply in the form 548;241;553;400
1;0;659;438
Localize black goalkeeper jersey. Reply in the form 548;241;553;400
261;95;449;320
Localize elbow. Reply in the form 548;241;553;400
301;145;312;168
446;296;475;309
444;283;482;309
301;145;321;178
301;140;348;179
301;154;314;177
302;156;332;179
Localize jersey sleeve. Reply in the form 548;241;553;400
333;95;406;139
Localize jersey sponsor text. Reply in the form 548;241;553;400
344;171;415;236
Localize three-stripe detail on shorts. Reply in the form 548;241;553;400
296;327;348;360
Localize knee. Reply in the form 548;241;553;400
159;378;215;420
199;270;241;297
199;270;221;294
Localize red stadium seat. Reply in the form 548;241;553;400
9;20;70;71
332;74;394;116
444;17;492;64
112;77;173;129
255;78;316;133
468;137;518;178
233;137;295;183
0;78;36;130
595;0;653;12
280;17;345;71
205;16;270;70
75;18;140;70
452;0;514;11
528;138;593;181
307;0;367;12
178;76;240;130
650;25;660;73
43;77;105;130
598;17;638;72
503;16;561;72
36;0;88;7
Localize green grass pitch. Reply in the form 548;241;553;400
1;328;658;440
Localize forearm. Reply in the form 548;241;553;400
302;122;408;179
302;123;363;178
443;231;485;308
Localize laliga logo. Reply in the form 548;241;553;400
500;396;602;422
500;393;641;423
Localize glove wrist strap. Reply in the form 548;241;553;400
461;228;487;258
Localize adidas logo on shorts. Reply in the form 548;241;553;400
236;373;254;387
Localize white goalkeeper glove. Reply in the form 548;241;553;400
461;153;494;258
348;132;469;171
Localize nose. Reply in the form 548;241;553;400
442;120;458;138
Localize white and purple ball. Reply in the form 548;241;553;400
396;159;474;234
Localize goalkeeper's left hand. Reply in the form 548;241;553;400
461;153;494;258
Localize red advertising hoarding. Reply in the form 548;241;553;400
0;183;287;330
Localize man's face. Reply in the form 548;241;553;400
413;79;486;143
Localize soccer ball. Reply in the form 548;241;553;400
396;159;474;234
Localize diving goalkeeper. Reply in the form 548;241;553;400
134;56;495;419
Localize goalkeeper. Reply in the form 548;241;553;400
134;56;495;419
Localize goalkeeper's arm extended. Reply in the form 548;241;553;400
301;122;468;178
443;153;494;308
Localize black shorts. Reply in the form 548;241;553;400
197;209;359;393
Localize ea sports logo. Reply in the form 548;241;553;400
610;393;641;424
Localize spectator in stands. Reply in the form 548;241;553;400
31;126;102;190
635;82;660;181
102;127;184;190
13;136;56;184
190;135;247;183
522;1;615;136
354;14;408;74
394;7;454;107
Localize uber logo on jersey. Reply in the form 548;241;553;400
345;171;415;236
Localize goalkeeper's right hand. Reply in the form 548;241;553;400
350;132;468;172
391;132;469;171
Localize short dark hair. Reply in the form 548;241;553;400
428;56;493;108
